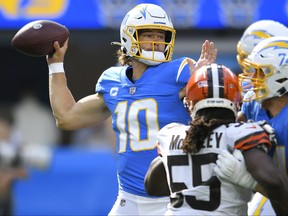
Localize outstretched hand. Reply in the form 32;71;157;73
188;40;217;75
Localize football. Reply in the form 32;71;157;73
11;20;69;57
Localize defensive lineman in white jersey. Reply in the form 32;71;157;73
145;64;288;215
157;121;261;215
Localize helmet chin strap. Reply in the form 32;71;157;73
138;50;166;66
110;43;166;66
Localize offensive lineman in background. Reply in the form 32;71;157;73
144;64;288;215
216;36;288;216
236;19;288;121
46;3;217;215
215;20;288;216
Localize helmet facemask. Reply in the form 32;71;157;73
239;60;273;102
236;41;249;71
123;25;175;66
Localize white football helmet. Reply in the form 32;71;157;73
119;3;175;66
239;36;288;103
237;20;288;69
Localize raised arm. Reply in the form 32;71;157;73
46;40;111;130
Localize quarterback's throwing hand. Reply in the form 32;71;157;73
214;149;258;190
46;39;69;65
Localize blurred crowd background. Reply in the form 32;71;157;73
0;0;286;215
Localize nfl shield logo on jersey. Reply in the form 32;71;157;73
120;199;126;207
129;87;136;95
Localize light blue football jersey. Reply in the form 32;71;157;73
241;101;288;175
96;57;191;196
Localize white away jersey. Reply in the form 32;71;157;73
157;122;271;215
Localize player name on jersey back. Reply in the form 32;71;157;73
169;132;223;150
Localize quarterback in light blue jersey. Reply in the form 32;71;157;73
46;3;217;215
96;57;192;197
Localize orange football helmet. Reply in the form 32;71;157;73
185;64;241;119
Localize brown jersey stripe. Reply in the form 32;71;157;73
235;131;272;150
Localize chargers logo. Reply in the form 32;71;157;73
248;30;273;40
244;30;272;47
133;5;148;19
261;40;288;50
110;87;119;97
